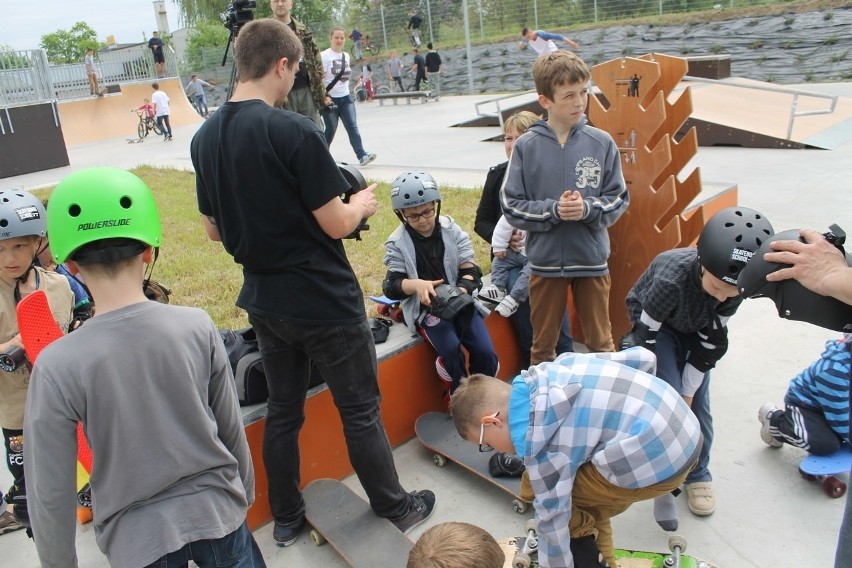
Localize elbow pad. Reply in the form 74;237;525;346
618;320;659;352
687;327;729;373
457;265;483;294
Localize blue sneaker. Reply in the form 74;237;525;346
273;518;305;547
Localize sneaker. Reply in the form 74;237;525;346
390;490;436;534
686;482;715;516
478;284;505;307
359;152;376;166
0;510;24;535
273;518;305;547
496;296;520;317
758;402;784;448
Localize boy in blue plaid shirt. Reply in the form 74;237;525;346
450;347;701;568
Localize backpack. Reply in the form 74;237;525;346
219;327;268;406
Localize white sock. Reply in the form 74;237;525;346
654;493;678;532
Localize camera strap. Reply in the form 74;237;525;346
325;54;347;94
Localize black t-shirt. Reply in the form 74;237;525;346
191;100;364;325
409;224;446;282
425;51;441;73
408;15;422;30
288;20;310;91
413;54;426;75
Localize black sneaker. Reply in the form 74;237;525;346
390;490;435;534
273;518;305;547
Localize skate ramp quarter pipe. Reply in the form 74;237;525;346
57;79;203;147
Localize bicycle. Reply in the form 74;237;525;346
354;78;391;102
350;34;381;59
404;74;429;93
133;109;162;139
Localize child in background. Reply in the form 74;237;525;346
450;348;701;568
382;170;498;402
623;206;773;529
0;190;74;534
407;521;505;568
478;216;528;317
362;65;374;101
759;334;850;454
137;98;155;119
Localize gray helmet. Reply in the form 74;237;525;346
390;170;441;212
739;227;852;332
0;190;47;240
696;207;773;286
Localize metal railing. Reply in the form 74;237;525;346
473;89;538;129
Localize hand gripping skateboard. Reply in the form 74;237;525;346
303;478;413;568
369;295;404;324
16;290;94;525
799;442;852;498
415;411;529;514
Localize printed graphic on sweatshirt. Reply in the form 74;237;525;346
575;157;602;190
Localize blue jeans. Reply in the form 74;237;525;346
655;327;713;484
322;95;366;160
194;94;208;116
505;267;573;368
143;522;265;567
156;114;172;137
418;311;499;391
248;314;410;526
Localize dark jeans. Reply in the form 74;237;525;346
248;314;409;526
156;114;172;137
392;76;404;92
143;522;265;568
322;95;366;160
506;266;573;368
194;94;208;116
418;311;499;391
655;327;713;484
414;72;426;91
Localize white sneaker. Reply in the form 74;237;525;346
359;152;376;166
496;296;520;317
478;284;505;307
758;402;783;448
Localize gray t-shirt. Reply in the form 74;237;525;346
25;301;254;568
388;57;403;77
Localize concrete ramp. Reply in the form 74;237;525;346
57;79;203;147
681;77;852;149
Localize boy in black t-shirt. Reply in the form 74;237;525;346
424;42;443;100
190;18;435;548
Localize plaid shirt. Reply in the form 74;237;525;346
516;348;700;568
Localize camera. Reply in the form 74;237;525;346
221;0;257;35
0;346;26;372
337;163;370;241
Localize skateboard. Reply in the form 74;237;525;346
369;295;404;324
415;411;529;514
303;478;413;568
16;290;94;525
799;443;852;498
499;529;717;568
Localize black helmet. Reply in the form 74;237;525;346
696;207;773;286
739;227;852;332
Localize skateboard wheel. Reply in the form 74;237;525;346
823;476;847;498
432;453;446;467
668;534;687;554
512;499;528;514
390;308;404;323
376;304;391;316
513;552;531;568
309;529;326;546
524;518;537;535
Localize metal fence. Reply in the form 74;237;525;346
0;44;179;106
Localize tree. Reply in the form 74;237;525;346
39;22;101;64
172;0;342;28
184;19;231;71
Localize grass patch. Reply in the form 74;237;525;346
35;166;493;328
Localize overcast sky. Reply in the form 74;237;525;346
8;0;184;52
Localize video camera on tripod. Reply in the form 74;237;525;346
220;0;257;35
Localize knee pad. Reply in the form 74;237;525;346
570;535;609;568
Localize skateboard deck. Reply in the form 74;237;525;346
415;411;529;513
303;478;412;568
16;290;94;524
799;442;852;498
498;532;718;568
369;295;403;323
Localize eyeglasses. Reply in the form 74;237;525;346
479;411;500;453
403;207;436;223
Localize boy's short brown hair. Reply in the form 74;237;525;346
407;522;505;568
503;110;540;135
533;51;591;102
235;19;303;81
449;374;510;439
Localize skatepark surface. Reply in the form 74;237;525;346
4;83;852;567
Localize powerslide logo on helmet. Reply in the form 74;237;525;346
77;218;131;231
15;205;41;222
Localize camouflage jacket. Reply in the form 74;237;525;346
287;17;326;109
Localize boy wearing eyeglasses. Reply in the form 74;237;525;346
382;170;498;405
449;347;701;568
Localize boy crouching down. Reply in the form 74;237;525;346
450;347;701;568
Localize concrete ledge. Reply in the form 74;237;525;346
376;91;431;106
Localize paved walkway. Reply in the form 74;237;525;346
4;85;852;567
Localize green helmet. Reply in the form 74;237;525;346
47;167;162;264
0;190;47;240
